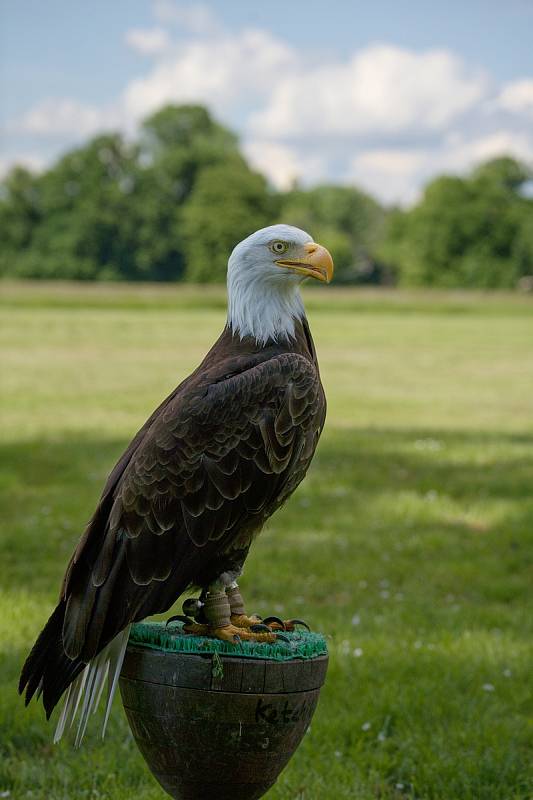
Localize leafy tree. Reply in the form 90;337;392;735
131;105;245;281
0;105;248;281
1;134;141;279
2;101;532;288
0;168;42;275
280;185;385;283
472;156;530;191
141;104;237;158
181;162;278;282
382;157;533;288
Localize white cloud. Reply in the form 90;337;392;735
9;99;107;138
250;44;488;138
439;130;533;172
349;131;533;205
243;139;327;189
495;79;533;115
350;148;428;204
153;0;219;36
125;27;171;56
3;3;533;204
0;153;46;179
122;28;295;122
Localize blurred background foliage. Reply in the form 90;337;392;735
1;103;532;288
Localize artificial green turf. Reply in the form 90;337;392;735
129;621;328;661
1;283;532;799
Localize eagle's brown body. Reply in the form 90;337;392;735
20;317;326;718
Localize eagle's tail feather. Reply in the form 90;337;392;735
19;600;83;712
21;604;131;746
102;625;131;737
54;624;131;747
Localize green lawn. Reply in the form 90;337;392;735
1;282;532;800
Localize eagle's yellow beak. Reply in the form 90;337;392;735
275;242;334;283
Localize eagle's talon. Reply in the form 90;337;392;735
212;623;276;644
166;614;193;627
286;618;311;632
262;615;286;630
250;623;273;634
274;633;291;644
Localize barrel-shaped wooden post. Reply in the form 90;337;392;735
119;627;328;800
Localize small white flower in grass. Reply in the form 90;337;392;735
377;731;386;742
294;596;305;605
361;721;371;731
332;486;348;497
353;647;363;658
395;783;404;790
337;537;349;550
414;640;423;649
0;792;11;798
351;613;361;626
334;750;342;758
380;579;390;588
503;668;512;678
415;438;442;451
482;683;495;692
380;590;390;599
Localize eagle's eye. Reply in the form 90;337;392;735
270;240;289;255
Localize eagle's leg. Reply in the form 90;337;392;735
226;583;262;629
226;582;310;633
183;576;277;643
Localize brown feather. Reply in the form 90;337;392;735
20;318;327;717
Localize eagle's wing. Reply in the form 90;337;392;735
21;351;325;717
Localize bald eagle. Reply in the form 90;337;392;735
19;224;333;745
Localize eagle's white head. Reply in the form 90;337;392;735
227;224;333;345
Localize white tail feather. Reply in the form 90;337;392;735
102;627;130;738
53;625;131;747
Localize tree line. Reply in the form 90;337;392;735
1;104;532;288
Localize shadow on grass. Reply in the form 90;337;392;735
2;428;532;798
316;426;533;502
1;427;532;592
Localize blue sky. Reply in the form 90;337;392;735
2;0;533;203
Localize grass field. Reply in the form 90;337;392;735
1;281;532;800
